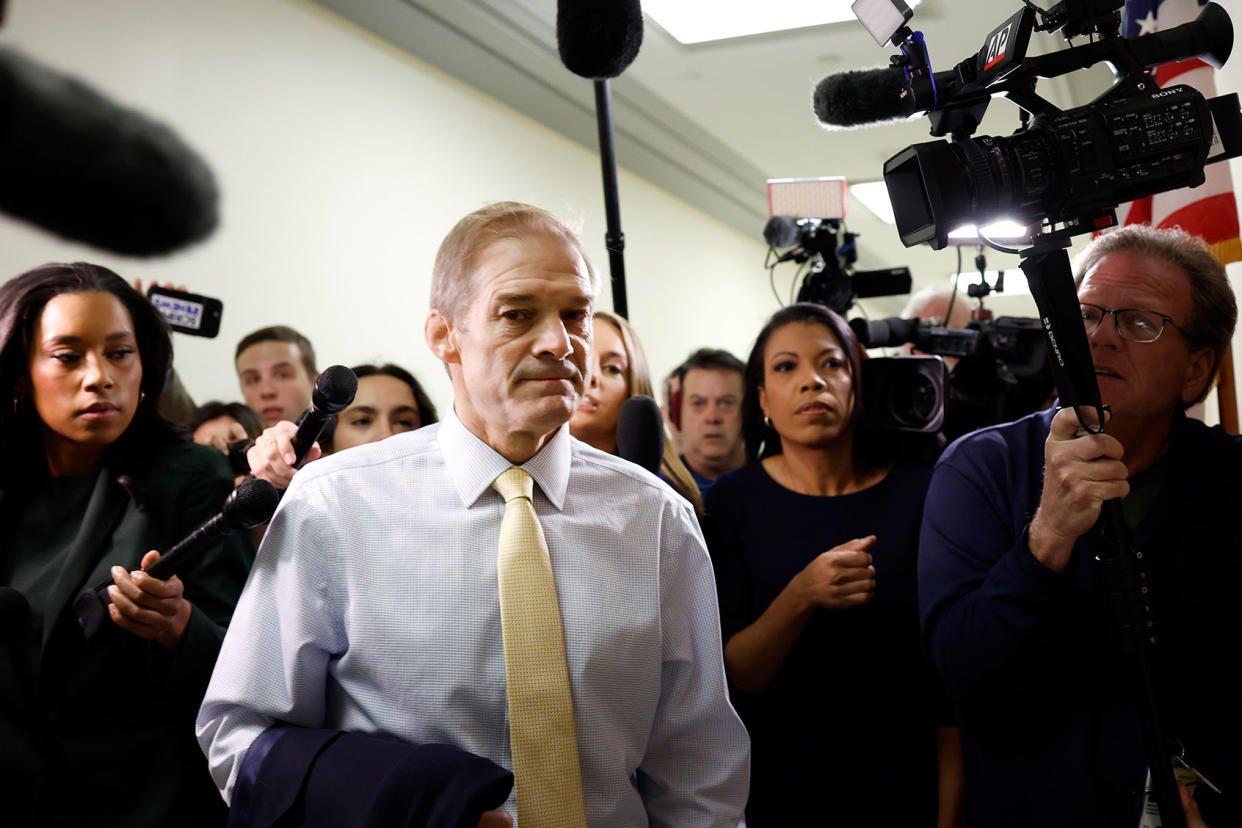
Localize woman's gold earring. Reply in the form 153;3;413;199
139;390;146;404
763;415;772;428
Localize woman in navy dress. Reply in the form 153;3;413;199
704;302;961;827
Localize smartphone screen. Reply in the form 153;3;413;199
147;286;223;338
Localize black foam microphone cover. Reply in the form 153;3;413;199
812;66;911;129
763;215;800;248
74;477;280;640
557;0;644;80
0;587;30;639
616;394;665;476
144;478;280;580
290;365;359;466
0;47;219;256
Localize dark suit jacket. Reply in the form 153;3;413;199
229;726;513;828
0;439;253;827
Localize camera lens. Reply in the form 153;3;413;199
891;372;939;427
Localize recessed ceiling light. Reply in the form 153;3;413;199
850;181;895;224
644;0;920;45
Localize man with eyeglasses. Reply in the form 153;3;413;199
917;225;1241;828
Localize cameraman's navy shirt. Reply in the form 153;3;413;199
919;406;1242;827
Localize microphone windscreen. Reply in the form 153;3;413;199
0;587;30;638
557;0;644;80
763;215;800;248
0;47;219;256
812;67;910;129
221;478;281;531
616;394;665;476
312;365;359;414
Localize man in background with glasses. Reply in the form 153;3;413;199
917;225;1241;827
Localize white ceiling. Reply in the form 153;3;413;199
312;0;1118;299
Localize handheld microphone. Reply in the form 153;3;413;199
616;394;665;476
0;587;30;639
557;0;644;80
812;66;917;129
291;365;358;467
0;47;218;256
74;477;280;640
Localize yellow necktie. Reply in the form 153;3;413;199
492;467;588;828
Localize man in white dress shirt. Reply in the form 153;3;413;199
197;202;750;827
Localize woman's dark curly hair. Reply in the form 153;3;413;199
741;303;866;463
0;262;180;488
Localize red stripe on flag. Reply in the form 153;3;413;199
1156;193;1241;245
1123;196;1153;227
1155;58;1208;86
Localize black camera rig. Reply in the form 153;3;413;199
855;3;1242;825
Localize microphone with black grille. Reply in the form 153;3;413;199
74;477;280;640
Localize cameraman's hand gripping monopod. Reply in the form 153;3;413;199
834;4;1242;826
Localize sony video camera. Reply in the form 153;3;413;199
853;0;1242;249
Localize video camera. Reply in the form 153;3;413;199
852;314;1054;440
763;177;913;314
853;0;1242;249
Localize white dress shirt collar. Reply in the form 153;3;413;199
438;404;572;511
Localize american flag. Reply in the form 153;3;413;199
1115;0;1241;264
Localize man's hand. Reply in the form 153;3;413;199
793;536;877;610
1028;407;1129;572
107;550;193;651
477;811;512;828
247;421;321;489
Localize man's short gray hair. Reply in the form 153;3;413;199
429;202;599;323
1073;224;1237;405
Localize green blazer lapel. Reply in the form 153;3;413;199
40;470;137;651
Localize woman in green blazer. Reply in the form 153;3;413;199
0;263;251;827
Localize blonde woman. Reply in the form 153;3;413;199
570;310;703;515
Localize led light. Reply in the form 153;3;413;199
850;181;895;224
947;220;1031;244
644;0;920;44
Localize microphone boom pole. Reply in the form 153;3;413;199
594;78;628;319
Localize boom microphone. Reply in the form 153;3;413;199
0;47;218;256
812;66;914;129
73;477;280;640
616;394;665;476
557;0;644;80
291;365;358;467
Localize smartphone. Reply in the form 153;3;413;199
147;285;223;338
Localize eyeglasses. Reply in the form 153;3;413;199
1079;303;1189;344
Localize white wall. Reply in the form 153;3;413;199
0;0;776;414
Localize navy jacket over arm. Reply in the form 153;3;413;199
919;407;1242;827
